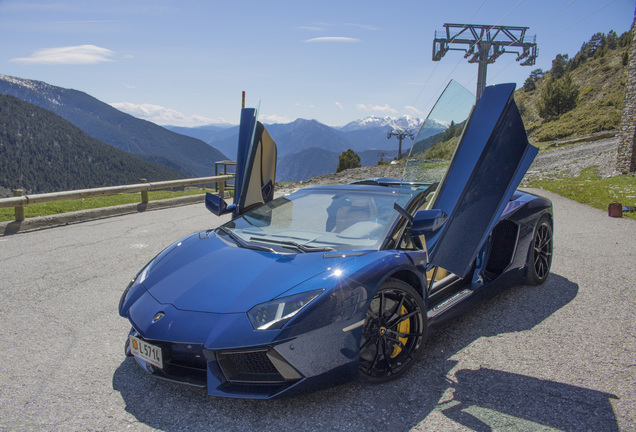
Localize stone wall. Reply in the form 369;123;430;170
617;12;636;174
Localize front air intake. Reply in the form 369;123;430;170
217;348;301;384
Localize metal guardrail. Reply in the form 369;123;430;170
0;174;234;222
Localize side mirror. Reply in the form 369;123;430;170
411;209;448;237
205;192;235;216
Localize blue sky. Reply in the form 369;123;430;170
0;0;633;127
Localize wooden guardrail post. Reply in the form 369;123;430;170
218;180;225;198
139;179;149;204
13;189;25;222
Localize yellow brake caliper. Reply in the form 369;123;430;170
390;305;409;358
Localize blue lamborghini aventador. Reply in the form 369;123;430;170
119;81;553;398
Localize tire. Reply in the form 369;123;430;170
526;215;553;285
359;278;427;383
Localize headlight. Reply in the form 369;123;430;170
247;289;324;330
135;262;152;285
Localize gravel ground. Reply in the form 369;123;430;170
522;136;621;183
0;187;634;431
1;134;633;432
277;136;623;194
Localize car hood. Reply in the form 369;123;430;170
141;231;354;314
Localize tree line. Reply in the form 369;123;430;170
522;29;632;120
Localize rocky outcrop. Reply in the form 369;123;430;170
617;11;636;174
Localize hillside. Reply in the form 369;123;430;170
515;30;631;142
277;147;339;182
0;75;228;177
0;94;184;195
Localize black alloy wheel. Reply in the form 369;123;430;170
359;278;426;383
527;215;553;285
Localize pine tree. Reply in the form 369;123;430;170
523;69;544;91
537;74;579;119
551;54;569;78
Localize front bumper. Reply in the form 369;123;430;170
127;327;306;398
124;291;363;398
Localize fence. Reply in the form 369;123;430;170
0;174;234;223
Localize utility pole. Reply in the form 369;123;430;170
387;129;415;160
433;24;538;100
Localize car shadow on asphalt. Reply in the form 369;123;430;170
112;273;618;431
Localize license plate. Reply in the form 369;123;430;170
129;336;163;369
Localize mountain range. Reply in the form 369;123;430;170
0;93;184;194
166;115;439;182
1;28;627;193
0;74;439;185
0;75;227;178
338;115;423;132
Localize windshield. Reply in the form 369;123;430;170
220;188;408;252
399;80;475;207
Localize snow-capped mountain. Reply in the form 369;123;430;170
0;74;65;106
339;115;424;132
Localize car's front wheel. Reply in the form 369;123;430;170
359;278;426;383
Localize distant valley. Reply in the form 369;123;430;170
166;115;433;182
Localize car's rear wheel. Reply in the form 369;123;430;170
359;278;426;383
526;215;553;285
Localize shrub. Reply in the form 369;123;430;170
336;149;361;173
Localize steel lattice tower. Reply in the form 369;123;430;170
387;129;415;160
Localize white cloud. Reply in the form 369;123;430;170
356;103;397;114
259;114;293;124
298;26;325;31
10;44;115;65
404;105;424;116
191;114;233;125
335;102;344;110
304;37;360;43
110;102;184;123
109;102;230;127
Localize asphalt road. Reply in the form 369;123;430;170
0;190;634;432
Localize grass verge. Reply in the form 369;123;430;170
526;166;636;220
4;169;635;223
0;189;217;222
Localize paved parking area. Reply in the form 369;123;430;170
0;190;634;431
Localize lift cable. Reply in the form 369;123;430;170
486;0;616;84
417;0;526;113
